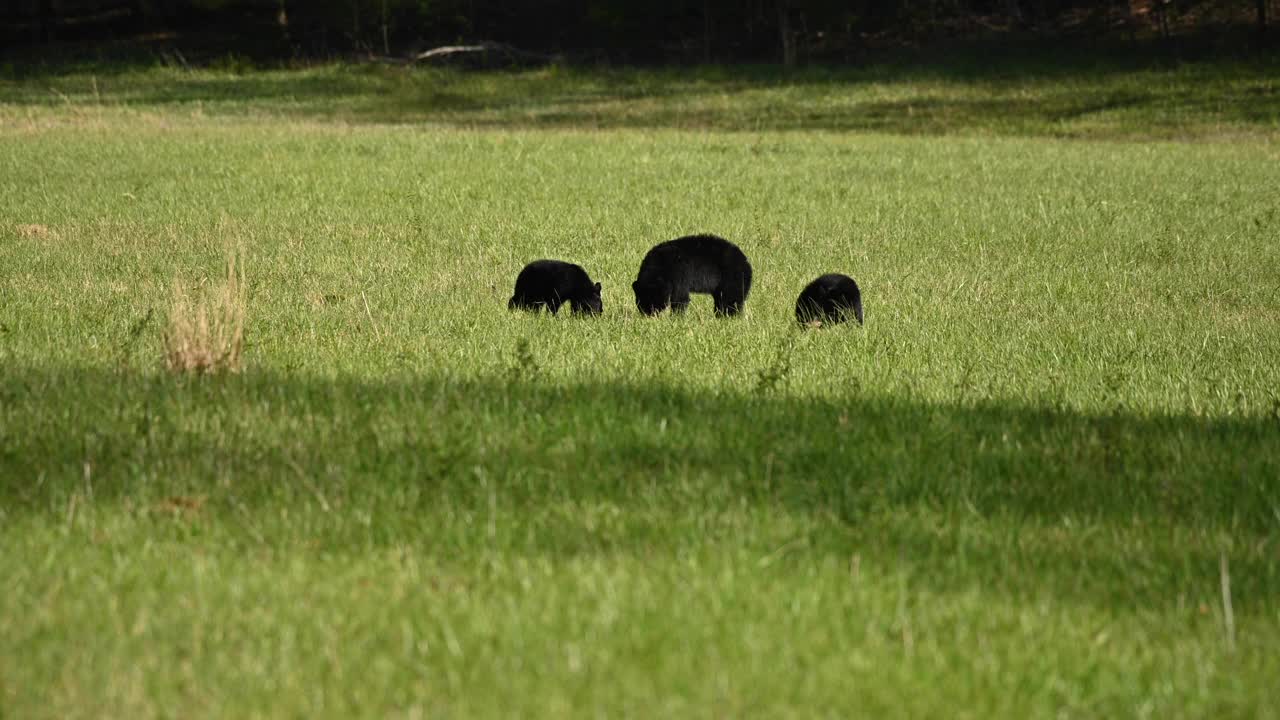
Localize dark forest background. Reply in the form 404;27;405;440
2;1;1275;65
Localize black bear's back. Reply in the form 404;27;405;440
510;259;600;313
637;234;753;294
516;259;588;286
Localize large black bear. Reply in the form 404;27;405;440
795;273;863;326
508;260;603;315
632;234;752;317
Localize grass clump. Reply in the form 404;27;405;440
162;251;246;374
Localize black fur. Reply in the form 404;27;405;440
508;260;603;315
796;273;863;325
632;234;752;317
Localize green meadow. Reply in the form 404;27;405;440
1;57;1279;717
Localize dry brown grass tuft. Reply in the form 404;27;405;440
151;495;207;517
15;223;52;239
163;251;246;375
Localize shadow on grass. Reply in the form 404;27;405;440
2;366;1277;609
2;366;1276;526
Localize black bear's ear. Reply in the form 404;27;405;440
593;282;602;293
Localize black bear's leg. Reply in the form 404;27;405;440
820;299;842;324
714;293;742;316
835;298;859;324
721;274;747;316
547;297;563;315
669;289;691;314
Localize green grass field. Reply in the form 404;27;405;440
2;57;1279;717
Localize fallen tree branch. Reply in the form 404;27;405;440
412;41;554;65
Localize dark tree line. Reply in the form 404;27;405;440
3;0;1274;62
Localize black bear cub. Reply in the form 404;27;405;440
795;273;863;326
632;234;752;317
509;260;603;315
